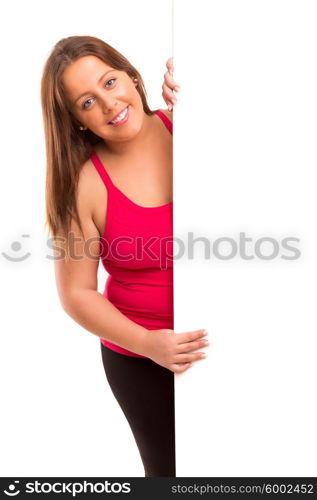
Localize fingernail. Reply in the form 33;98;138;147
174;85;181;92
171;98;177;105
200;353;207;358
168;104;173;111
202;329;208;335
169;69;174;77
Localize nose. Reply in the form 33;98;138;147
98;92;117;114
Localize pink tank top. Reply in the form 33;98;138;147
90;110;173;358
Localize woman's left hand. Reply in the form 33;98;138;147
162;57;180;111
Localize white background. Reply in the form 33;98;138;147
0;0;172;477
174;0;317;476
1;0;316;480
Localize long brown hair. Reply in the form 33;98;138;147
41;35;154;240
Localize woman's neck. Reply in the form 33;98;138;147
101;112;157;158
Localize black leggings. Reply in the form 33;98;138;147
100;342;176;477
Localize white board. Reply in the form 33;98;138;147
174;0;317;477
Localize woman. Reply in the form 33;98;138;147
41;36;209;477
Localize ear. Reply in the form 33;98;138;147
74;117;88;131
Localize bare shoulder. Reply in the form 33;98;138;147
77;158;97;208
76;156;103;224
77;153;107;238
158;108;173;123
54;156;101;305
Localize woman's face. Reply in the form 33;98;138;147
62;55;144;142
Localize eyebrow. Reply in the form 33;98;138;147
73;69;115;105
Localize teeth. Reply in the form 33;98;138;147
110;107;128;124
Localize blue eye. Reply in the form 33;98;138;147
81;79;116;109
105;78;116;87
83;98;94;110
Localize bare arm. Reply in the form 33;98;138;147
54;162;208;373
54;164;148;356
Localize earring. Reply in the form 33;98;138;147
79;126;86;130
133;77;138;85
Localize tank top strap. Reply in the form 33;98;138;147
90;151;114;190
155;110;173;135
91;110;172;186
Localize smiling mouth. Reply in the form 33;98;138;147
108;106;129;126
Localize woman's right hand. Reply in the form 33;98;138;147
143;328;209;373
